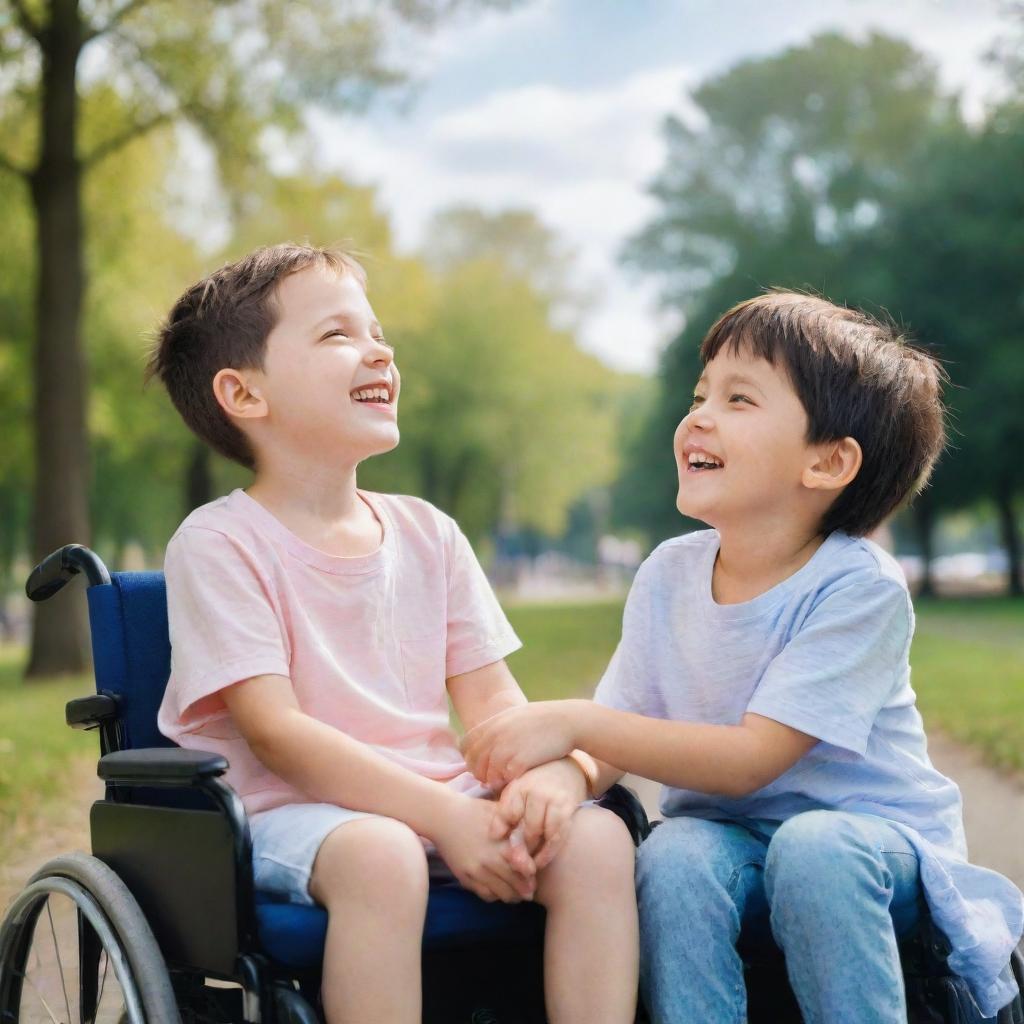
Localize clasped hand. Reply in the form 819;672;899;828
456;702;585;879
461;701;579;791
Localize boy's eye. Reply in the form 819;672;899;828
729;394;752;404
689;395;704;411
374;335;393;349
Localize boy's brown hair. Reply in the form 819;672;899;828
146;243;366;471
700;291;947;538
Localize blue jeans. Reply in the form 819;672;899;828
636;810;925;1024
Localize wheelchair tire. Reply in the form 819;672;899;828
0;852;180;1024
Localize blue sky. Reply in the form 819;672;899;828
298;0;1010;373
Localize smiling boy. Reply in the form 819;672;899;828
462;291;1024;1023
149;244;638;1024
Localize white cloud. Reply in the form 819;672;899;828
303;0;1011;374
307;65;695;372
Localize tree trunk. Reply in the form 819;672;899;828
913;497;937;599
995;485;1023;598
25;0;92;679
186;441;213;512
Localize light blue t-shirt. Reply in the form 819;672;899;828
595;528;1023;1016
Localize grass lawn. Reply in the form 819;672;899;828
505;600;625;701
0;645;96;857
910;598;1024;776
0;594;1020;858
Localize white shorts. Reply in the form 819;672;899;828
249;782;492;906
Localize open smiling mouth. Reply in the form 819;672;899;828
686;452;724;472
351;384;394;406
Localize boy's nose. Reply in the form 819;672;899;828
365;340;393;366
684;406;713;430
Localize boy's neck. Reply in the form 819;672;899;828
245;466;383;557
711;524;826;605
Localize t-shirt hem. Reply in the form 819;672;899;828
172;656;292;730
445;635;522;679
745;696;869;757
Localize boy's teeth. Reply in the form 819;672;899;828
688;451;722;467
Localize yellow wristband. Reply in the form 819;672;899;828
566;749;599;799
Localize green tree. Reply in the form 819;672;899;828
361;257;626;544
849;106;1024;595
618;33;962;549
0;0;518;677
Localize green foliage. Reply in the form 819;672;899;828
849;106;1024;511
618;31;1024;550
0;168;34;590
365;257;626;541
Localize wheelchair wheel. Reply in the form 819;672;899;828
0;852;180;1024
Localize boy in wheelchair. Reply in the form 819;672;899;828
462;292;1024;1023
144;243;639;1023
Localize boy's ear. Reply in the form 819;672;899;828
212;368;268;421
802;436;862;493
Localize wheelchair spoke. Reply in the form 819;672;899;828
14;967;63;1024
46;898;73;1024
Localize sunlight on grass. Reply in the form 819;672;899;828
911;599;1024;775
0;645;96;857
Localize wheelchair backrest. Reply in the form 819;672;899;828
86;571;174;752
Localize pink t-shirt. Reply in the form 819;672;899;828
157;488;521;814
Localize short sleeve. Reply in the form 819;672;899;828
746;577;912;756
594;557;663;716
443;519;521;678
162;527;291;731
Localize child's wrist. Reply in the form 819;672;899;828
416;785;468;842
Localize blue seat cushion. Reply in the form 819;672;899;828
256;883;545;970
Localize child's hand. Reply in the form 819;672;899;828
490;758;589;872
461;701;578;790
432;795;537;903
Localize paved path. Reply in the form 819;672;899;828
623;729;1024;891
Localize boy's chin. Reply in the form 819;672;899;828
676;492;715;526
365;428;400;457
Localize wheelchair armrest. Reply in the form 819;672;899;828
67;692;120;730
596;783;652;845
98;747;229;786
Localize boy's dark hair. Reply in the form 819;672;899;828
145;243;366;471
700;291;947;538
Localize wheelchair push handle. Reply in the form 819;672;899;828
26;544;111;601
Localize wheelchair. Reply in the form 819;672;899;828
1;544;1021;1023
0;544;651;1024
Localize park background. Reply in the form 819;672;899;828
0;0;1022;892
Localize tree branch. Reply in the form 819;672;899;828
0;148;30;178
7;0;42;41
82;109;174;167
83;0;151;43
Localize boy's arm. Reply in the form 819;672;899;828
223;673;461;837
446;658;527;730
462;700;816;799
448;661;605;870
224;673;537;901
447;660;601;791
